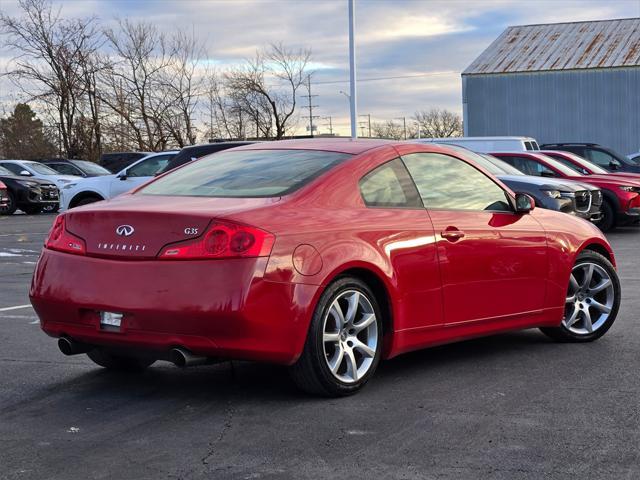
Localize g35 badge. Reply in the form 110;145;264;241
184;227;199;235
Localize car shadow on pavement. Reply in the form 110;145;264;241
11;329;558;408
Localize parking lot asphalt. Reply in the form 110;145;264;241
1;213;639;480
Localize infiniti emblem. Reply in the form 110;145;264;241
116;225;135;237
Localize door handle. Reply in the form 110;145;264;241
441;228;465;241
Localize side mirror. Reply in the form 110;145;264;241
540;171;556;178
118;172;128;181
610;160;621;171
515;193;535;214
19;170;32;176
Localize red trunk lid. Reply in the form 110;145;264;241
64;194;280;259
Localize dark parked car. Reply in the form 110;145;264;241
0;165;59;215
41;159;111;177
540;143;640;174
158;141;256;174
439;145;602;223
99;152;151;173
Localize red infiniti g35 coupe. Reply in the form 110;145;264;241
30;140;621;396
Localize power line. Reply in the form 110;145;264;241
312;71;457;86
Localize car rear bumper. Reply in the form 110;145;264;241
30;249;319;365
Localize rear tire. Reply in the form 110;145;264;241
597;199;616;232
73;196;102;208
540;250;620;342
0;191;17;215
87;349;155;371
42;204;59;213
289;276;383;397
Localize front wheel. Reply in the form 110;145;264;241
87;349;155;371
596;199;616;232
0;191;17;215
289;277;383;396
541;250;620;342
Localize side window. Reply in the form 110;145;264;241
402;153;511;212
127;155;172;177
524;141;533;150
359;158;422;208
1;163;23;175
584;149;614;168
499;156;557;177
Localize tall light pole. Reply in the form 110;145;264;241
348;0;357;139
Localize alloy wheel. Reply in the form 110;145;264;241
322;290;378;384
564;262;615;335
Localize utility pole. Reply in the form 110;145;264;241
303;75;320;137
348;0;357;139
323;116;334;135
395;116;407;140
358;114;371;137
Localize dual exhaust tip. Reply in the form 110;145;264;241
58;337;208;367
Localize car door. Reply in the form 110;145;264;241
358;157;444;330
400;151;548;325
109;154;173;198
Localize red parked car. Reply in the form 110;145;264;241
491;151;640;232
0;181;8;208
31;140;621;396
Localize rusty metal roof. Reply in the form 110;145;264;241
463;18;640;75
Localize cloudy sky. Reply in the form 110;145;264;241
1;0;639;136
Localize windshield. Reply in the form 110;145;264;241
435;144;523;176
536;154;586;176
72;160;111;175
545;151;609;174
24;162;59;175
140;149;352;198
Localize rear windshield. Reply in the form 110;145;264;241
139;149;352;198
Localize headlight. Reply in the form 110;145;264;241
17;180;38;188
57;179;72;185
542;190;561;199
63;183;77;190
619;185;640;193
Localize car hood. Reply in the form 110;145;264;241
0;174;56;186
497;174;584;192
575;174;640;187
68;174;117;188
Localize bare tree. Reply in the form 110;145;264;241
413;108;462;138
0;0;104;159
100;19;173;151
371;120;407;140
158;30;204;147
225;43;310;139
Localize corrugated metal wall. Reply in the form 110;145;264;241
463;67;640;155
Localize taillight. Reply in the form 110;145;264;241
44;215;86;255
158;221;275;260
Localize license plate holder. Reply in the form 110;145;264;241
100;311;123;331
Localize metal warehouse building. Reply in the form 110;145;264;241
462;18;640;155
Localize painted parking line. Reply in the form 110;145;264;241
0;304;32;312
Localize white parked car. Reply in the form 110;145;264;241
60;151;178;210
0;160;79;188
416;136;540;153
628;152;640;164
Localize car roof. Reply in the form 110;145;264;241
234;138;395;155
